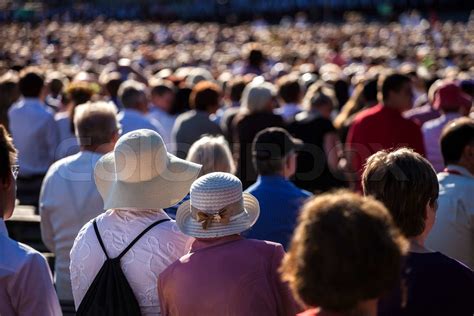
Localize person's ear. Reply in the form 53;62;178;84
1;173;12;190
463;143;474;160
425;198;437;216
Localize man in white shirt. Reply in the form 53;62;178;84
70;129;201;315
426;117;474;269
40;101;120;302
0;124;61;315
8;67;60;206
148;79;177;152
274;74;302;123
422;82;471;172
117;79;165;137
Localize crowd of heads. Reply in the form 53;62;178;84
0;14;473;316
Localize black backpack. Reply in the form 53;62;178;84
76;218;170;316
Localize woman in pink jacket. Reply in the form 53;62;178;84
158;172;299;316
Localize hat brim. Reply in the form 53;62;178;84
175;193;260;238
95;152;201;210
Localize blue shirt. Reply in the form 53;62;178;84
8;98;60;176
244;175;312;249
118;109;165;136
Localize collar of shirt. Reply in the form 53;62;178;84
256;174;288;185
122;108;146;117
190;234;242;252
443;164;474;179
193;110;211;117
112;208;171;216
380;104;404;117
22;97;47;109
150;106;168;116
0;218;8;237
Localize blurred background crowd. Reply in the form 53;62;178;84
0;2;473;316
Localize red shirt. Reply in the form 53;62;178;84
346;104;425;187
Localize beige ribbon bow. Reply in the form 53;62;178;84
192;200;243;230
196;208;231;230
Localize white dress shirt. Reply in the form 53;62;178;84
0;218;61;315
422;112;461;172
118;109;166;136
426;165;474;269
147;107;177;152
55;112;80;160
40;150;104;301
70;209;192;315
8;98;60;176
274;103;302;123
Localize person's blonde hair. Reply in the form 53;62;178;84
74;101;120;147
186;135;235;176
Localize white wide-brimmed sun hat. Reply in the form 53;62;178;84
176;172;260;238
94;129;201;210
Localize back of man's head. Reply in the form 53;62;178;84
440;117;474;168
74;101;119;150
379;73;412;104
277;75;302;104
227;78;247;104
118;80;147;110
362;148;438;238
189;81;221;112
103;72;123;98
252;127;302;176
150;78;175;97
66;82;94;106
19;67;44;98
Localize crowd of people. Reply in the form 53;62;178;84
0;15;473;316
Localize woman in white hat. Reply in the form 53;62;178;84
69;129;201;315
158;172;299;316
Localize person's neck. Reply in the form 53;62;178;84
126;107;146;114
151;103;168;113
409;236;431;253
382;102;403;113
451;160;474;176
81;145;113;155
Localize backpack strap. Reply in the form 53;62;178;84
93;220;110;260
116;218;171;260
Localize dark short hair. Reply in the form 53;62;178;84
362;148;438;237
18;67;44;97
0;125;17;182
281;190;407;312
252;127;302;176
277;75;301;104
150;79;175;97
48;78;64;96
380;73;411;102
248;49;264;67
440;117;474;165
104;72;123;98
189;81;221;111
228;79;246;103
118;80;147;109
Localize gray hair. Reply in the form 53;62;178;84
74;101;120;147
186;135;235;176
118;80;147;109
240;81;276;114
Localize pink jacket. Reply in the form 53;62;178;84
158;235;300;316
